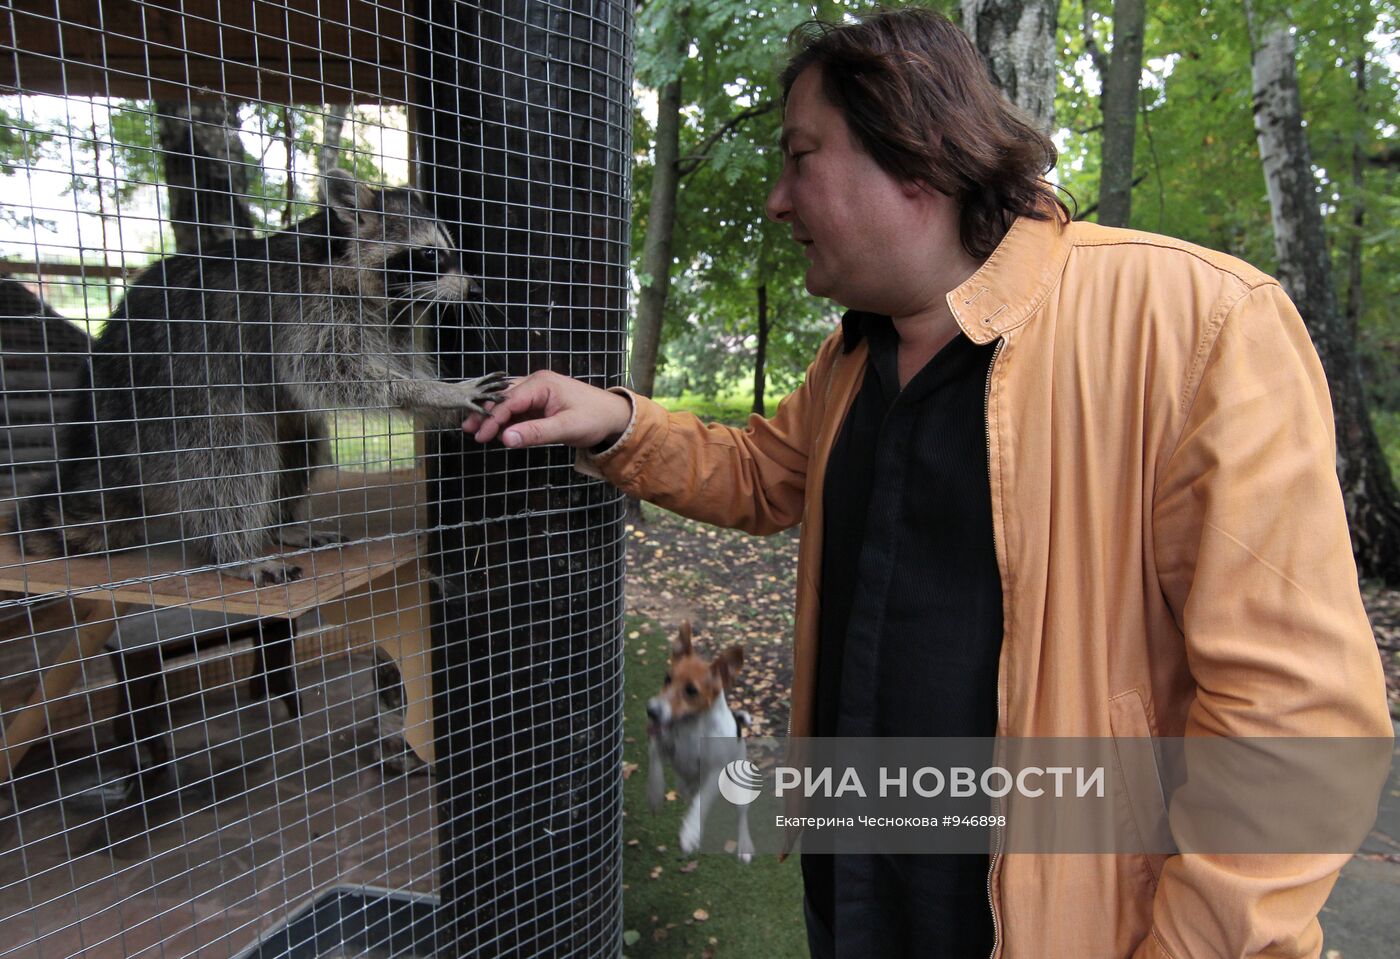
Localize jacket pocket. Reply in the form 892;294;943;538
1108;689;1174;884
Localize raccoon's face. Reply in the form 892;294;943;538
322;170;477;309
382;243;477;305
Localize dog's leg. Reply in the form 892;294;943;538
680;775;721;855
735;800;754;864
647;736;667;814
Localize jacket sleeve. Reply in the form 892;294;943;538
583;332;844;535
1141;282;1393;959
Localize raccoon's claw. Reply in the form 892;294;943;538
458;370;511;412
466;370;511;391
235;559;303;586
276;527;343;549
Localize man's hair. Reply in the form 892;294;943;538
780;8;1069;259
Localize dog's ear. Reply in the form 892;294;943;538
671;621;693;659
712;644;744;688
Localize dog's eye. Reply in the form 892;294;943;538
684;682;699;697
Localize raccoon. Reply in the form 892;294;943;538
15;170;507;585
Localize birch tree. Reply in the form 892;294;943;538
960;0;1059;132
1245;0;1400;583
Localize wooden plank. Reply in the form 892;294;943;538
0;531;421;618
0;470;427;616
0;598;129;780
0;0;412;105
318;558;433;764
0;261;134;280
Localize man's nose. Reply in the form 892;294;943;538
765;172;791;223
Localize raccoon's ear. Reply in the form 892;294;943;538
321;169;378;226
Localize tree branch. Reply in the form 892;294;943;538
1073;172;1148;220
676;100;778;177
1081;0;1109;81
1368;142;1400;167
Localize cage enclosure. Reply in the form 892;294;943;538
0;1;630;956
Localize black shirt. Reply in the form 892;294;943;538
803;311;1002;957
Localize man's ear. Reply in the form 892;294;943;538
671;621;693;659
712;644;744;688
321;168;378;227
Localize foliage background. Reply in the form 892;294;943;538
633;0;1400;465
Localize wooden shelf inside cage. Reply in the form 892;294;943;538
0;469;427;617
0;468;437;780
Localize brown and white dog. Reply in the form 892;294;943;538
646;622;754;862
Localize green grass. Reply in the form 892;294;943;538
621;616;807;958
329;409;418;471
652;391;760;429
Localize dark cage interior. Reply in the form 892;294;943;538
0;0;630;956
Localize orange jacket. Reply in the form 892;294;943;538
591;213;1392;958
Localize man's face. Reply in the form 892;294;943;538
766;65;923;310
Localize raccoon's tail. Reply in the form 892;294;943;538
12;425;112;558
12;474;70;557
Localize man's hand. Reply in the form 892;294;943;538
462;370;632;450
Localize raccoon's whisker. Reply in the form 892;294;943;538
457;296;505;359
389;300;420;326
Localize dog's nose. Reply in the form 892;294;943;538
646;701;663;722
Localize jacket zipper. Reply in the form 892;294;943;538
984;336;1005;959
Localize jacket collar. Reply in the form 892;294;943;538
948;211;1074;345
839;212;1074;351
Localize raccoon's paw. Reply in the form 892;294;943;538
276;526;343;549
233;559;303;586
378;732;432;777
377;707;431;776
457;371;512;414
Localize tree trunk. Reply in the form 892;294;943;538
1096;0;1146;227
319;103;351;176
1245;1;1400;584
1344;50;1365;340
752;283;768;416
960;0;1059;133
156;98;256;255
281;105;297;227
631;69;683;398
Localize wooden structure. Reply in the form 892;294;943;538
0;0;412;105
0;470;438;787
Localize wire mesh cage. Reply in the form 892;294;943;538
0;1;631;956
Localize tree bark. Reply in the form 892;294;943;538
319;103;351;175
1245;1;1400;584
1344;50;1365;340
752;283;768;416
156;98;256;255
960;0;1059;133
1096;0;1146;227
630;69;682;397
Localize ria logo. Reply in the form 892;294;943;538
718;759;764;806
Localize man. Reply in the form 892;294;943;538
465;9;1391;958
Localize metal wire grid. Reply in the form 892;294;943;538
0;0;631;956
